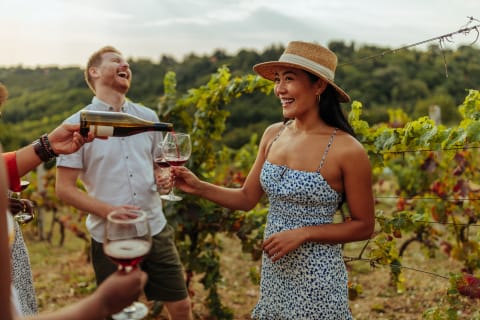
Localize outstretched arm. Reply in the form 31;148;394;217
172;124;281;211
15;123;93;176
25;268;147;320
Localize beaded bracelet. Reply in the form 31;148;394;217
41;134;58;157
32;134;58;162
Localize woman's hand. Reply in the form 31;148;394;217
170;166;203;195
8;197;34;216
48;123;95;155
262;228;306;262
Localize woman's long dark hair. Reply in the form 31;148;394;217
319;85;356;137
308;73;356;138
308;73;355;208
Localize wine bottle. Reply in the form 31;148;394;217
79;110;173;137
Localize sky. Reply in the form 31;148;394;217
0;0;479;68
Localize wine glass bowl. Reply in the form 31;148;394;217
104;209;151;319
159;132;191;201
104;210;151;272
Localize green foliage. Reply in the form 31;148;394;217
356;90;480;316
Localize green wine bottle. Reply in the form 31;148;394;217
80;110;173;137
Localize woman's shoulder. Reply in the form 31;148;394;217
258;122;285;149
333;130;368;156
263;121;286;136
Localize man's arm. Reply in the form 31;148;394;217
55;166;138;218
55;167;115;219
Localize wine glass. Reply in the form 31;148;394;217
8;198;36;225
8;180;36;225
104;209;152;320
153;139;172;194
159;132;191;201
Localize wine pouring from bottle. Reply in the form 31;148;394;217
80;110;173;138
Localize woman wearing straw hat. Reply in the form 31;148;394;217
173;41;375;319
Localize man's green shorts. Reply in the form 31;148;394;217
91;223;188;301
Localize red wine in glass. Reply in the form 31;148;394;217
104;239;151;270
165;158;188;167
154;157;171;168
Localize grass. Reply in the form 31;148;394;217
21;211;480;319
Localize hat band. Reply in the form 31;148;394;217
279;53;335;80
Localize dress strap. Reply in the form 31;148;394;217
317;128;338;173
265;121;291;158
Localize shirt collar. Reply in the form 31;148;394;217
91;96;129;112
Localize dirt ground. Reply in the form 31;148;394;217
25;230;479;320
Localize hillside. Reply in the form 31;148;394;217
1;41;479;151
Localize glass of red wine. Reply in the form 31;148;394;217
153;140;172;195
8;180;36;225
104;209;152;320
159;132;191;202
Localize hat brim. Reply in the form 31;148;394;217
253;61;351;103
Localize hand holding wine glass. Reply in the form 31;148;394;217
104;208;151;319
8;198;36;225
8;180;36;225
159;132;192;201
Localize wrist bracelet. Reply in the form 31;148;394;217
32;134;58;162
40;134;58;157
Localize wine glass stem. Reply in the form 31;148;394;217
169;168;177;198
124;304;137;316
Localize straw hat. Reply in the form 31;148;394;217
253;41;350;102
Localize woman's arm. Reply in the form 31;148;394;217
173;123;281;211
12;124;91;179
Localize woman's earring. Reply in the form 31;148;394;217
316;94;320;104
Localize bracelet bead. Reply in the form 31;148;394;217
40;134;58;157
32;134;57;162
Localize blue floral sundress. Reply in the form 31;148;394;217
251;126;352;320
